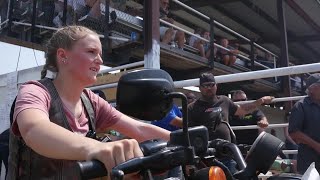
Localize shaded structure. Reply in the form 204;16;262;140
0;0;318;106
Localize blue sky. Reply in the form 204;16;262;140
0;42;45;75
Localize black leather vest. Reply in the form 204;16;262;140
7;78;96;180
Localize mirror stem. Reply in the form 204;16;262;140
167;92;191;147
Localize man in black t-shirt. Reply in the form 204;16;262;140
187;73;273;174
188;72;273;142
229;90;268;145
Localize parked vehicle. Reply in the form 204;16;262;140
77;69;302;180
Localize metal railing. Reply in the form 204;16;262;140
171;0;278;68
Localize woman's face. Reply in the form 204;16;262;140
63;34;103;86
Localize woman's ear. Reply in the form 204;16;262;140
56;48;68;62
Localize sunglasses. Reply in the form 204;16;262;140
201;83;216;88
233;98;247;102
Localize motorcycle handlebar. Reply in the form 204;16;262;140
77;139;246;179
77;146;189;179
208;139;247;171
76;160;107;179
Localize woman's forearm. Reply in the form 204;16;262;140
112;114;170;142
18;110;99;160
137;123;170;142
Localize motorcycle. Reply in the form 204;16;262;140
76;69;302;180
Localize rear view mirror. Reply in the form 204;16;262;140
234;132;285;179
245;132;285;174
116;69;175;120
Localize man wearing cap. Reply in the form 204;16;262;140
187;72;273;173
188;72;273;141
289;73;320;174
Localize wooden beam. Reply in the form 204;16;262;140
291;35;320;42
257;34;320;43
285;0;320;33
277;0;292;110
0;36;44;51
143;0;160;68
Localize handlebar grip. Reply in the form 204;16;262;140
76;160;107;179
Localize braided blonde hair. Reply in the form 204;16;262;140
41;26;99;79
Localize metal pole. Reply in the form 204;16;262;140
0;19;8;27
103;0;110;64
31;0;37;43
62;0;67;25
160;19;208;42
143;0;160;69
254;43;278;58
277;0;292;110
274;56;278;82
98;61;144;74
250;40;255;70
90;63;320;90
90;82;118;90
7;0;15;35
231;123;288;130
174;63;320;88
234;95;307;105
209;17;215;68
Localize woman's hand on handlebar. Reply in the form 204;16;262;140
86;139;144;176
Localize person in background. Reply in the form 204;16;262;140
201;31;217;60
188;28;207;59
229;90;268;145
159;0;185;49
185;92;197;104
289;73;320;174
216;38;238;66
152;104;183;131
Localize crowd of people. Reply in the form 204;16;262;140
0;0;142;28
0;0;281;71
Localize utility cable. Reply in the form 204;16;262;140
15;46;22;72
